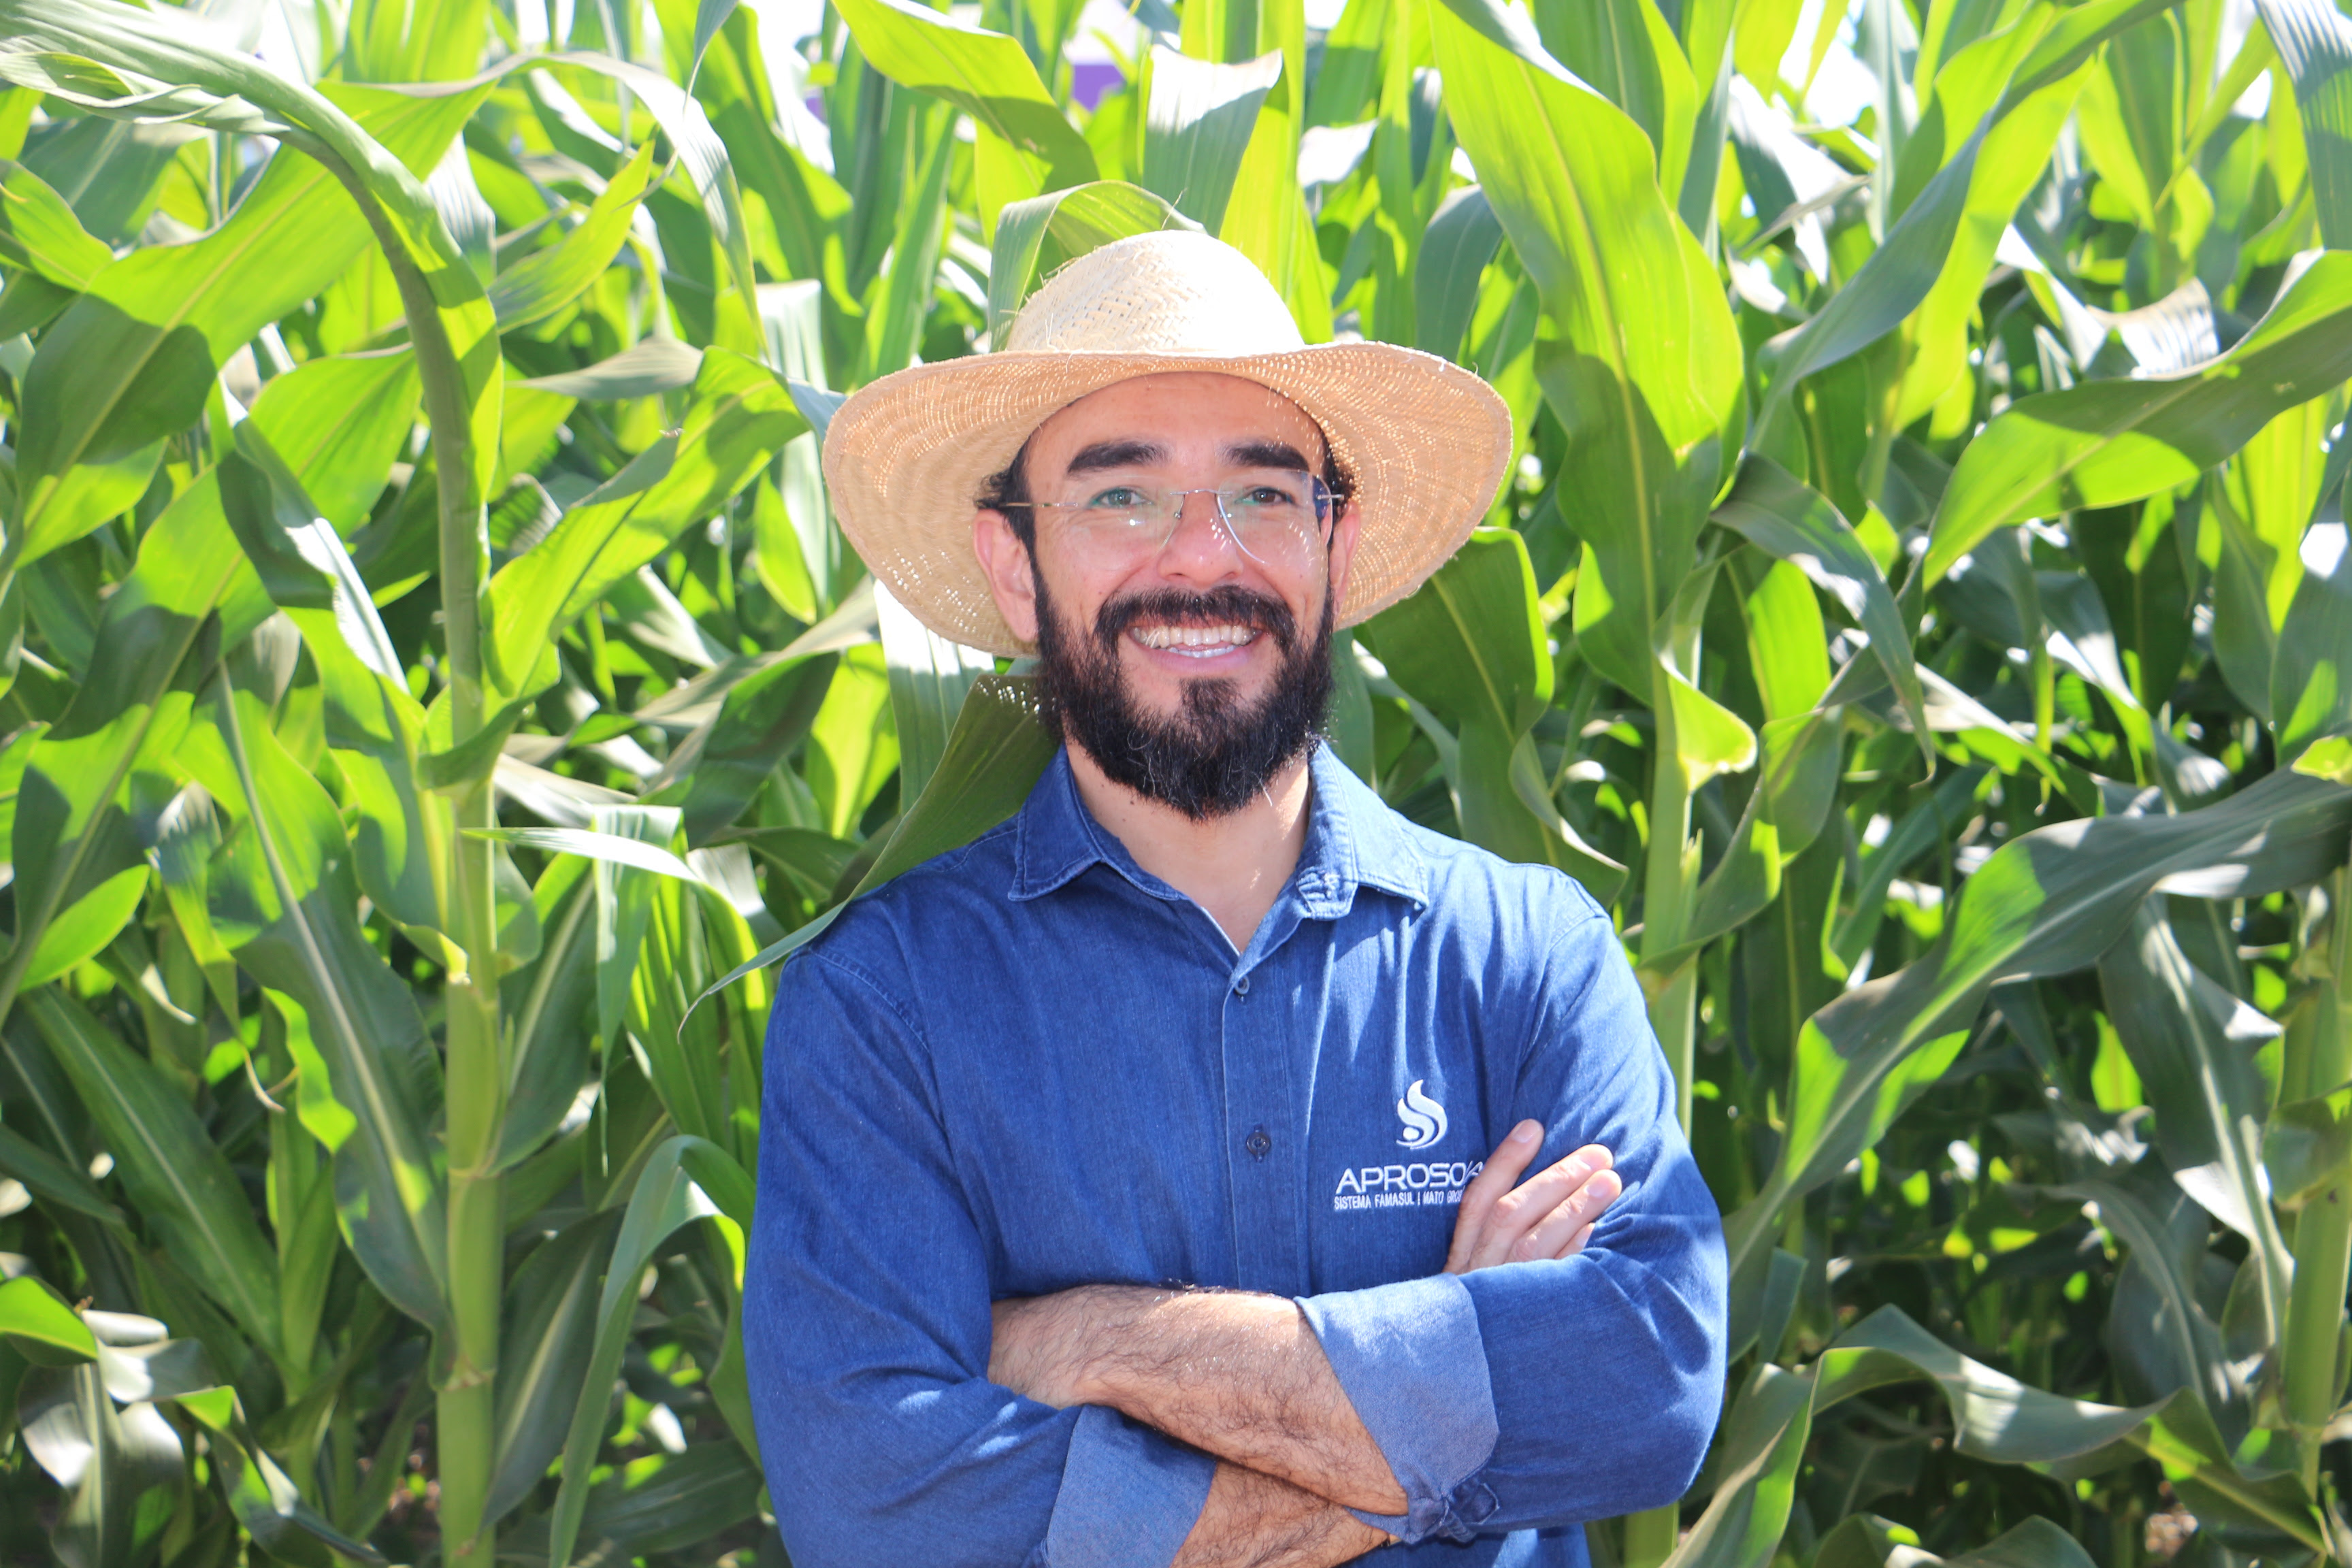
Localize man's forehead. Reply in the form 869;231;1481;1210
1029;372;1321;456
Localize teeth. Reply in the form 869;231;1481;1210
1134;623;1253;653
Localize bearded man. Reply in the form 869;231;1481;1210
742;232;1727;1568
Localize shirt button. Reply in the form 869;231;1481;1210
1245;1126;1272;1160
1233;974;1250;997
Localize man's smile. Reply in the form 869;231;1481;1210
1129;621;1262;657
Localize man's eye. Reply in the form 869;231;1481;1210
1237;485;1295;508
1084;487;1147;510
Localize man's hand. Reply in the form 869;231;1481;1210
1445;1122;1620;1275
1173;1463;1395;1568
992;1286;1409;1514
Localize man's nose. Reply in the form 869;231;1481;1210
1156;489;1248;578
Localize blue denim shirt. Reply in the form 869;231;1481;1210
743;744;1726;1568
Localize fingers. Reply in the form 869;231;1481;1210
1445;1120;1544;1273
1467;1145;1613;1272
1446;1132;1618;1273
1507;1166;1620;1263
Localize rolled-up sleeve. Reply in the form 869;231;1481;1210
743;947;1215;1568
1295;902;1728;1543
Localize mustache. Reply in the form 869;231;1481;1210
1093;586;1297;651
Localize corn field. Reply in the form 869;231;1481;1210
0;0;2348;1562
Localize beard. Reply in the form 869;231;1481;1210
1031;574;1335;821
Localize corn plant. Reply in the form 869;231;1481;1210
5;0;2352;1563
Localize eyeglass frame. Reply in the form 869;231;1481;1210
992;470;1343;565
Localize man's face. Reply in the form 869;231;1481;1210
973;373;1364;817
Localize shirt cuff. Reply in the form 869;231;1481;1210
1030;1403;1218;1568
1296;1272;1500;1545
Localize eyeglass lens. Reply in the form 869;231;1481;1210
1068;473;1330;550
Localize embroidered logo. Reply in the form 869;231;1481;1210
1394;1079;1448;1149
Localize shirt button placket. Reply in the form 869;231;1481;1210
1222;964;1290;1291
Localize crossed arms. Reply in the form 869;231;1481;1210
987;1125;1623;1567
741;930;1728;1568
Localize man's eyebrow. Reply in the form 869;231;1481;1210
1064;440;1167;474
1226;439;1315;471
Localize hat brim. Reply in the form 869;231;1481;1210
819;342;1516;657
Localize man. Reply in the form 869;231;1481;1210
742;231;1726;1568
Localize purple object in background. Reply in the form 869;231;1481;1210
1070;61;1124;110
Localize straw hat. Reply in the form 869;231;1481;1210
820;230;1516;657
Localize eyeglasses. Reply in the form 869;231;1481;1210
1003;471;1335;561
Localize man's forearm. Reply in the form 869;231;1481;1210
992;1286;1408;1514
1174;1463;1394;1568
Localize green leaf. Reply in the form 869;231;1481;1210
497;865;598;1168
1661;665;1757;789
1927;253;2352;584
546;1135;749;1568
832;0;1096;187
1752;126;1982;446
1415;186;1504;359
1141;46;1281;232
1364;524;1552;734
518;338;704;401
488;140;659;329
1713;458;1932;757
242;349;423;537
0;157;111;287
0;1120;127;1231
693;673;1060;1008
0;1275;97;1365
1538;0;1697;208
178;1394;389;1568
1819;1306;2163;1463
472;826;711;885
1217;54;1328;344
1885;5;2087;430
17;1361;183;1568
1724;764;2352;1341
1365;530;1627;896
2270;479;2352;763
174;689;449;1334
2265;1087;2352;1209
18;864;146;988
877;584;993;811
2257;0;2352;249
685;6;853;293
485;1209;622;1527
22;992;282;1361
483;348;805;710
581;1443;764;1550
806;647;900;842
1945;1519;2100;1568
1433;0;1742;697
2098;899;2289;1332
1658;1365;1814;1568
858;95;956;381
1;465;265;1022
218;434;453;943
9;78;485;572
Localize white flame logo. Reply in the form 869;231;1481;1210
1395;1080;1448;1149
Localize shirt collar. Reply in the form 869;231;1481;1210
1007;742;1428;916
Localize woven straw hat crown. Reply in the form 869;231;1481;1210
821;230;1514;657
1003;230;1307;357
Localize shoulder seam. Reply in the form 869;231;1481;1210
796;946;938;1066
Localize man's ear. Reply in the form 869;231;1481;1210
973;508;1041;644
1324;497;1365;612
